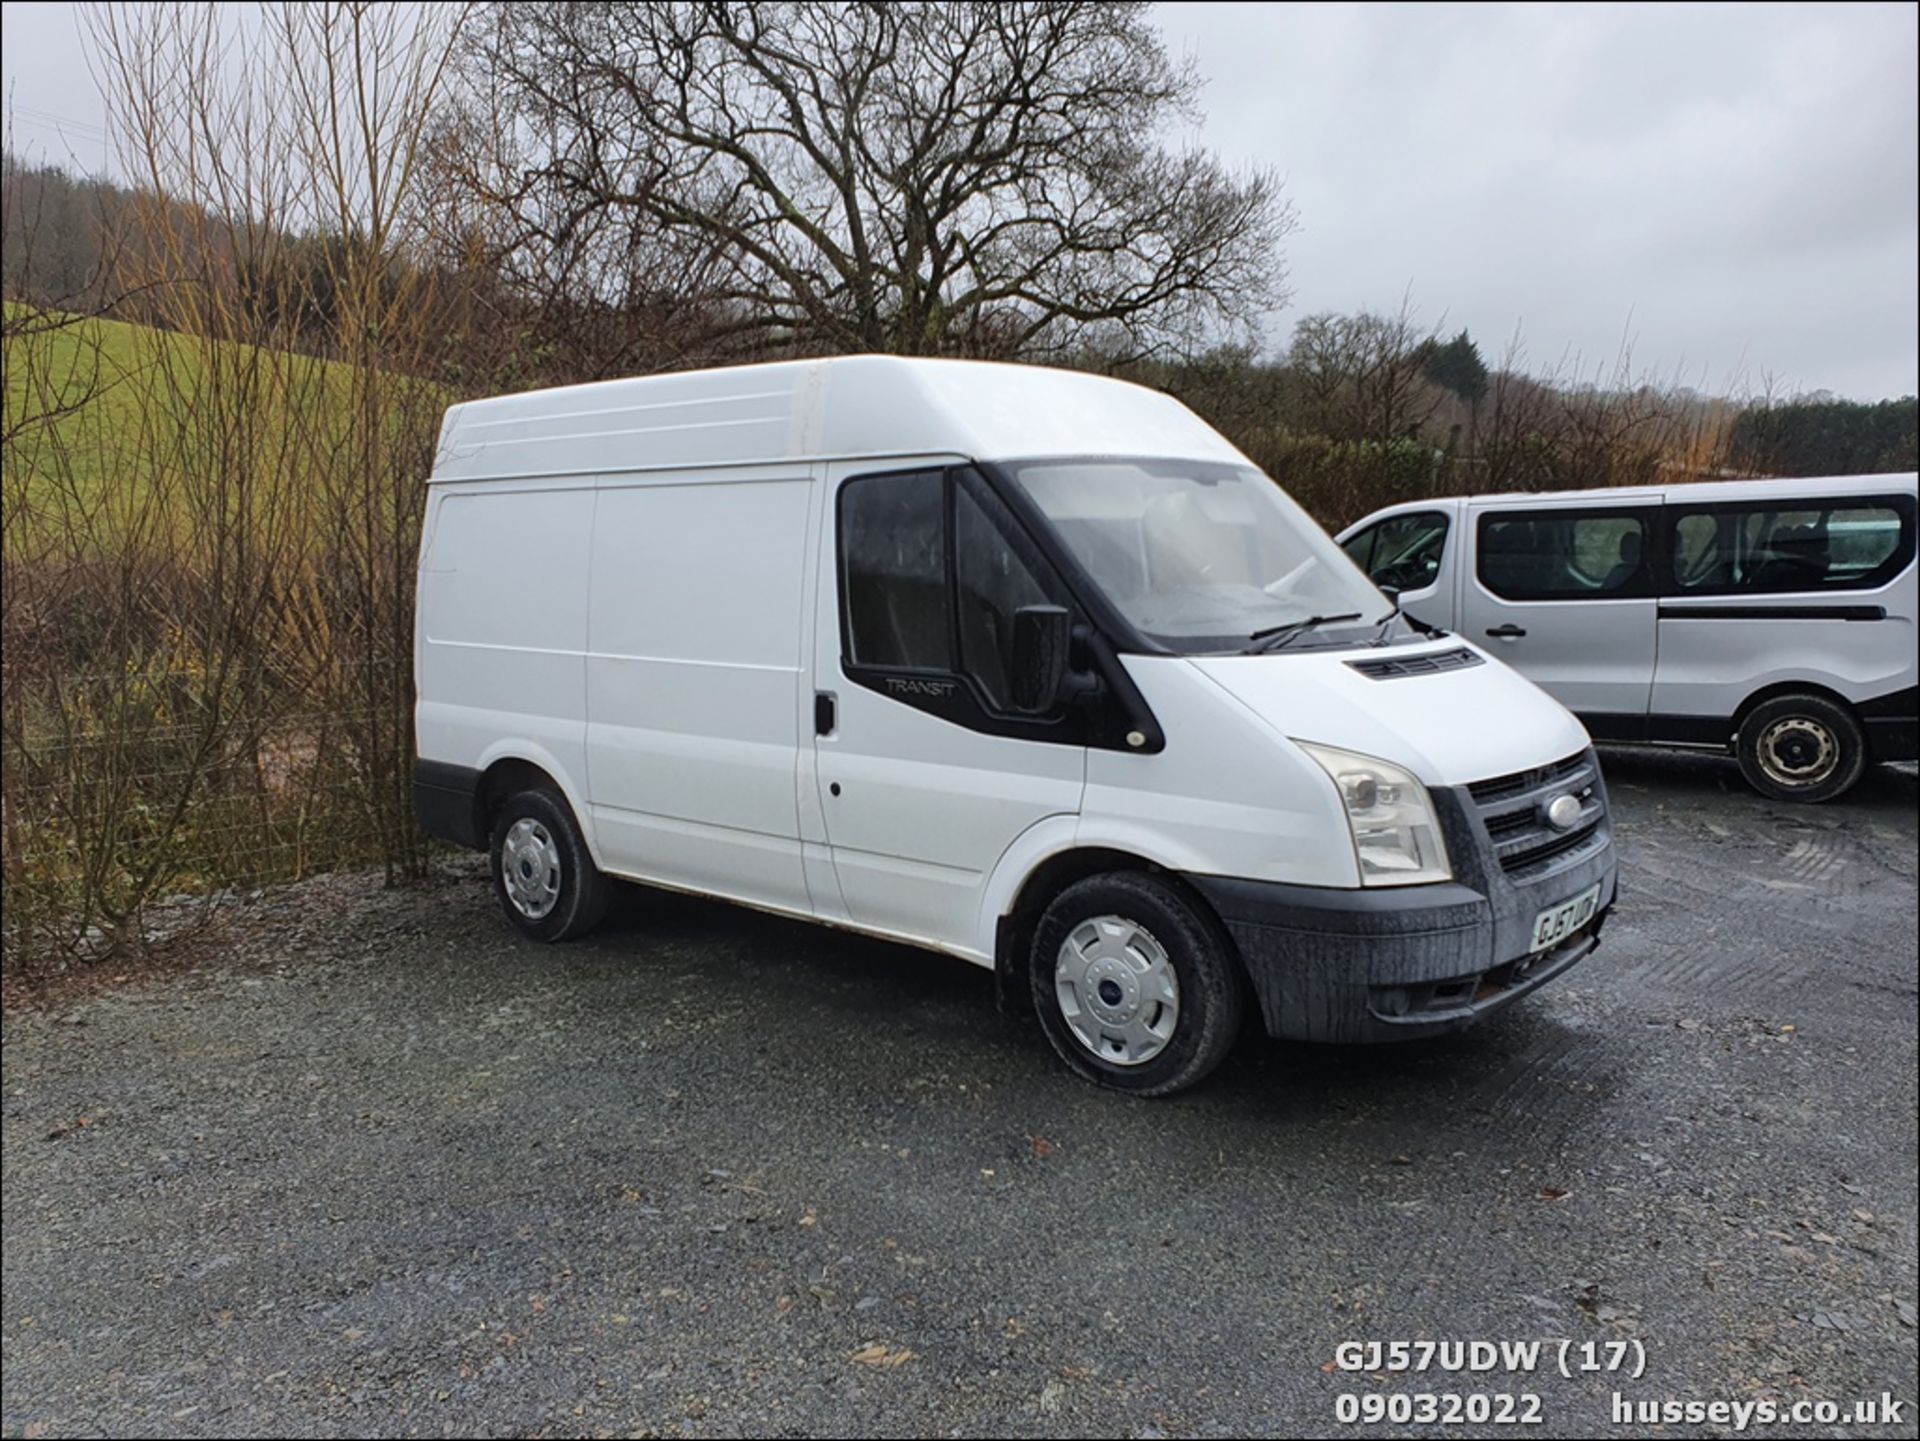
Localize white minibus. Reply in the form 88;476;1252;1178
1338;474;1918;802
414;358;1618;1094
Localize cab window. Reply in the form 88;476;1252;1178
954;472;1064;709
841;470;950;670
1342;511;1449;593
1476;509;1652;600
839;468;1069;709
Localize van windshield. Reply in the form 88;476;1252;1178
1005;458;1390;652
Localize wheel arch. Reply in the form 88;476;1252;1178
472;745;601;866
987;836;1236;1016
1732;680;1862;738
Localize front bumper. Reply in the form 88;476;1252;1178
1187;774;1618;1043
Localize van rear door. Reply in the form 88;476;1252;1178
1459;499;1659;734
810;462;1085;954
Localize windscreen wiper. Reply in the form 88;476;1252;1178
1370;601;1445;643
1368;603;1401;645
1242;612;1361;654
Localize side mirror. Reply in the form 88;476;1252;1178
1009;604;1071;714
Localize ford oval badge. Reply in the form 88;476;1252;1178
1546;794;1583;831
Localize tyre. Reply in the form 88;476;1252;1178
1029;871;1247;1097
488;787;611;941
1736;693;1868;803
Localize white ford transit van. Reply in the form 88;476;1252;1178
1338;474;1918;803
414;358;1617;1095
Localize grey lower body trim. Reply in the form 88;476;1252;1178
1188;821;1617;1044
1860;686;1918;762
414;760;485;850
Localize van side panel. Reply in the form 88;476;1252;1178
416;483;596;828
1649;511;1919;738
586;474;814;913
1649;583;1919;730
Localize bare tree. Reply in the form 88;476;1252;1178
1474;328;1737;494
1286;302;1444;445
456;0;1293;361
3;2;472;973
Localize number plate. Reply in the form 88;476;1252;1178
1530;883;1602;953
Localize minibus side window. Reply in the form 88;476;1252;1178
841;471;951;670
1476;509;1652;600
1664;496;1914;595
1671;511;1732;589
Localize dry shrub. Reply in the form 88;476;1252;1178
2;2;468;976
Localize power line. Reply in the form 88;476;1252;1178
8;102;109;141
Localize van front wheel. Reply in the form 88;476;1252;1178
1736;693;1867;803
489;788;611;941
1030;872;1246;1097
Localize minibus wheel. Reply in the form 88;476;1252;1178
1030;872;1246;1097
488;787;612;941
1736;693;1868;803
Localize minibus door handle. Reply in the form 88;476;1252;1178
814;691;837;736
1485;624;1528;640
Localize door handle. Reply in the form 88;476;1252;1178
1485;624;1528;640
814;691;837;735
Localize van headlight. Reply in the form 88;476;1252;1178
1296;742;1452;887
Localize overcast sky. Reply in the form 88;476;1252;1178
5;1;1916;398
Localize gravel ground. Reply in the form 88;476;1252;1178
3;749;1916;1438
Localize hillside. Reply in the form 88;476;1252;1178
2;305;437;542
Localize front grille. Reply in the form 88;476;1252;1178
1346;647;1485;680
1483;807;1536;840
1467;749;1607;877
1468;750;1592;804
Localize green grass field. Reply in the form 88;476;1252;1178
4;305;172;505
3;304;441;543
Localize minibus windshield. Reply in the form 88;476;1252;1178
1005;458;1390;652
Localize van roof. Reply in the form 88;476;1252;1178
1342;472;1918;529
429;355;1246;484
1452;472;1917;506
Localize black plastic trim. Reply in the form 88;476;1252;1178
1346;646;1484;680
1658;603;1887;621
1587;693;1920;758
414;759;484;850
1860;684;1919;761
1581;712;1737;748
1859;685;1919;720
1579;713;1650;744
1865;717;1919;762
1643;713;1735;748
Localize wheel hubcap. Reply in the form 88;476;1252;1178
501;818;562;920
1757;717;1838;788
1054;915;1180;1067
